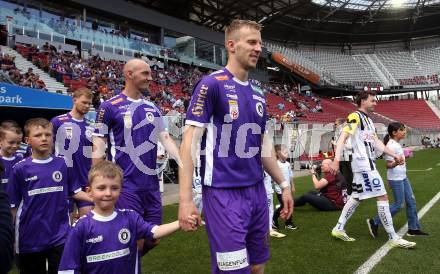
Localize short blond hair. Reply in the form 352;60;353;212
225;19;262;46
73;87;93;99
24;118;51;137
88;161;123;187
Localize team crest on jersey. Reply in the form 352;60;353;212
52;171;63;182
65;127;73;140
229;100;239;120
255;102;264;117
146;112;155;122
118;228;131;244
123;111;132;128
85;126;94;138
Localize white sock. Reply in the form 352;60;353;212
377;201;398;240
334;197;360;231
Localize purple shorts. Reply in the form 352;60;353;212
116;189;163;225
202;182;269;274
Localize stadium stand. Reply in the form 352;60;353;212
374;99;440;130
265;41;440;89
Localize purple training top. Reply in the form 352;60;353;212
58;209;156;274
185;68;267;188
51;113;93;188
94;94;166;192
8;156;81;253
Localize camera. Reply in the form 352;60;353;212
313;164;322;176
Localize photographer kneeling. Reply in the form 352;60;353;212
295;159;346;211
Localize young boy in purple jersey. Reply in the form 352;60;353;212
0;121;23;197
9;118;92;274
58;160;193;274
92;59;181;254
179;20;293;274
52;88;94;217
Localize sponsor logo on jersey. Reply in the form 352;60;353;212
226;94;238;100
86;235;104;244
250;84;264;95
255;102;264;117
110;98;124;105
65;127;73;140
362;132;375;141
229;100;239;120
118;228;131;244
123;111;132;128
86;248;130;263
215;75;229;81
28;186;63;196
372;178;381;190
216;248;249;271
144;107;156;112
25;175;38;182
95;109;106;129
252;94;266;104
1;179;8;184
58;116;69;121
118;105;129;110
52;171;63;182
224;84;236;91
192;84;209;117
362;172;372;192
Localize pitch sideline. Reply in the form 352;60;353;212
353;191;440;274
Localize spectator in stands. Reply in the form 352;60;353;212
295;159;346;211
277;102;285;110
172;97;184;109
33;74;47;91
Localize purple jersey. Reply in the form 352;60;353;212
94;94;166;191
8;156;81;253
186;69;267;188
58;209;156;274
51;113;93;188
0;153;23;197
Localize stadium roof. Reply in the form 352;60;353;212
135;0;440;44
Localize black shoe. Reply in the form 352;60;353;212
367;218;378;238
285;223;298;230
407;229;429;236
272;220;279;230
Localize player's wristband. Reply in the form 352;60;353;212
279;181;289;190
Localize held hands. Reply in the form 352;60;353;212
393;155;405;166
178;201;202;232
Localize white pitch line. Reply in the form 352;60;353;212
436;163;440;167
354;191;440;274
407;168;432;172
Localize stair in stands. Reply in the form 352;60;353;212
2;46;68;94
